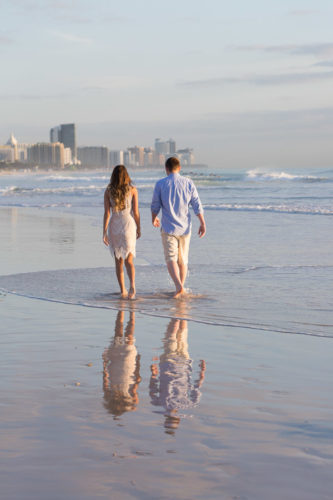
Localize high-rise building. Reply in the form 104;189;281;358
155;138;169;155
1;133;29;163
28;142;65;168
50;123;77;163
176;148;194;166
64;147;72;166
168;138;176;155
127;146;144;166
77;146;109;168
0;145;14;162
109;150;124;167
155;138;176;156
123;150;132;166
50;126;60;143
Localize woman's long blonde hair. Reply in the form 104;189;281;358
107;165;132;210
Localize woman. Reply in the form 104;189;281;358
103;165;141;299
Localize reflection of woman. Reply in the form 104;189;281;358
103;165;141;300
149;317;206;434
103;310;141;417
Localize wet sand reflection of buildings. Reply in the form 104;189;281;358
102;310;141;418
149;302;206;435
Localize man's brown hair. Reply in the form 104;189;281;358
165;156;180;171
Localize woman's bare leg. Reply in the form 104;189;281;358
125;253;136;299
115;257;127;297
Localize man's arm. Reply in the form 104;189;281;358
151;182;161;227
197;213;206;238
190;183;206;238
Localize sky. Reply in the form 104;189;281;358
1;0;333;168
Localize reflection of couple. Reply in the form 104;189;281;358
103;306;206;433
103;156;206;299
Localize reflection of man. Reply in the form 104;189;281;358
103;310;141;417
149;317;206;434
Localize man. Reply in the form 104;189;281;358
151;156;206;298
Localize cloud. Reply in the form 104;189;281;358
231;43;333;58
50;30;92;44
0;35;14;45
0;91;79;100
10;0;80;12
179;70;333;88
9;0;91;23
287;10;319;16
314;60;333;67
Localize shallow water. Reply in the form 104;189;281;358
0;204;332;338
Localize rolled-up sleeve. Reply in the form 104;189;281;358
151;182;161;214
190;182;203;215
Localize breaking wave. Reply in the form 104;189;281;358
246;169;328;182
1;185;104;196
203;203;333;215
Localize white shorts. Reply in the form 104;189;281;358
161;231;191;266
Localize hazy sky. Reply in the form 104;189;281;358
1;0;333;168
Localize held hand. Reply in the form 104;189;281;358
103;233;109;246
198;223;206;238
153;217;160;228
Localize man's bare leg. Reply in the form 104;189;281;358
115;257;127;298
178;262;188;288
167;261;185;298
125;253;136;299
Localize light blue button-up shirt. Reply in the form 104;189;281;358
151;172;203;236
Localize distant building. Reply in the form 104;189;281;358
6;133;18;161
144;147;154;166
77;146;109;168
50;123;77;163
123;150;132;166
168;139;176;155
176;148;195;166
109;150;124;167
127;146;144;166
0;145;14;162
28;142;65;168
1;133;30;163
155;138;176;156
155;138;168;155
64;147;72;166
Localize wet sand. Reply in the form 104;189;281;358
1;207;333;499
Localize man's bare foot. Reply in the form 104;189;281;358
120;290;128;299
128;287;136;300
173;287;185;299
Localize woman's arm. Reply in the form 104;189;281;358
103;190;111;246
131;187;141;239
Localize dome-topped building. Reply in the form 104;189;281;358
6;133;18;147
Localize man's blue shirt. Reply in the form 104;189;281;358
151;172;203;236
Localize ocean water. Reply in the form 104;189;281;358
1;166;333;337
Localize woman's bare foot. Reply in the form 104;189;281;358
128;287;136;300
173;287;185;299
120;289;128;299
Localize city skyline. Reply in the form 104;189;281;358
0;128;195;168
1;1;333;168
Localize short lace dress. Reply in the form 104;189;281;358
108;192;136;260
